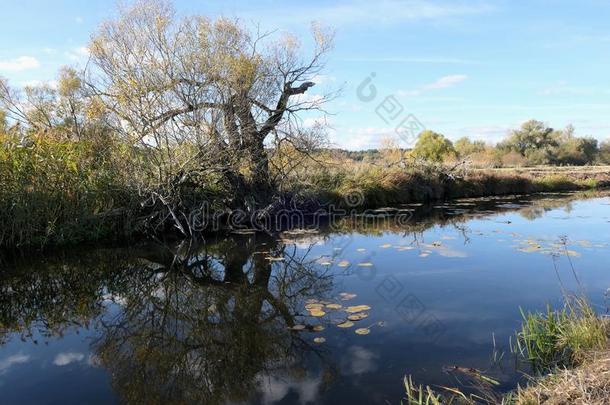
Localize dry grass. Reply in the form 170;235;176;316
514;351;610;405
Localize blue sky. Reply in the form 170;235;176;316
1;0;610;149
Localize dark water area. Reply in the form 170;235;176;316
1;191;610;404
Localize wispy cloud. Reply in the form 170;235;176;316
238;0;494;27
332;127;398;149
75;16;84;24
424;74;468;90
64;46;90;63
341;56;479;65
0;56;40;72
53;352;85;366
537;81;608;97
397;74;468;97
0;353;31;375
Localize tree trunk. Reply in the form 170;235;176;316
244;135;273;209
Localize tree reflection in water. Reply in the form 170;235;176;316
0;233;338;404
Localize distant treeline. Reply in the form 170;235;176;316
325;120;610;167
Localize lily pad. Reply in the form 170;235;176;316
347;312;369;321
345;305;371;313
313;337;326;344
355;328;370;335
337;321;354;328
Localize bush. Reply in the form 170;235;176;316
0;132;136;248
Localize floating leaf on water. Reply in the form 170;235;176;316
347;312;369;321
289;324;306;331
379;243;392;248
305;303;324;311
319;261;332;266
355;328;370;335
313;337;326;344
419;253;430;258
358;262;373;267
397;246;415;251
565;250;581;257
312;325;325;332
305;299;319;304
339;293;357;301
337;321;354;328
337;260;350;267
345;305;371;313
333;247;342;251
309;309;326;317
356;248;366;252
325;303;343;310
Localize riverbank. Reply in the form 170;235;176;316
513;351;610;404
2;157;609;250
402;298;610;405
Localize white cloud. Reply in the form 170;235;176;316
0;56;40;72
332;127;398;150
397;74;467;98
249;0;494;27
455;124;512;143
257;374;322;405
53;352;85;366
42;47;57;55
0;353;31;375
20;79;58;89
341;346;378;375
423;74;468;90
65;46;90;62
341;57;479;65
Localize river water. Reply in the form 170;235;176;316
1;191;610;404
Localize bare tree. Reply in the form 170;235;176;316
85;0;335;226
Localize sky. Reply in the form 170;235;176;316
1;0;610;149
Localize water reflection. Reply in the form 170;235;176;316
0;190;609;404
1;235;339;403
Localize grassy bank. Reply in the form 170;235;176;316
401;299;610;405
1;131;608;250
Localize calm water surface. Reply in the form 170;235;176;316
1;191;610;404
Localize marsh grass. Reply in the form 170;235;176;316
514;298;608;373
511;351;610;405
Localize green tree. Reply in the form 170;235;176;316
454;137;486;158
412;130;456;162
598;141;610;164
499;120;557;156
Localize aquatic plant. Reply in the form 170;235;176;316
514;298;608;372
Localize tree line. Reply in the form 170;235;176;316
409;121;610;166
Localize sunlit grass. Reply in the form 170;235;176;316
514;298;608;372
